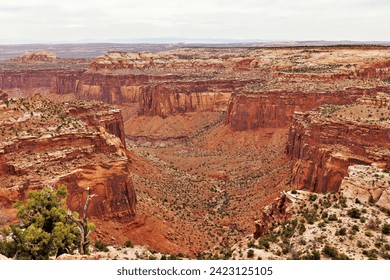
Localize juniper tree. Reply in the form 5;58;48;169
1;185;95;259
9;185;79;259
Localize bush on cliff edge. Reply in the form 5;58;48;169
0;185;91;259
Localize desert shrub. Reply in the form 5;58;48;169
258;238;270;250
298;223;306;235
301;250;321;260
322;245;351;260
303;209;318;224
338;197;347;208
95;240;109;252
382;224;390;235
247;249;255;258
322;245;338;259
337;228;347;236
124;240;134;248
347;208;361;219
363;249;378;259
328;214;338;221
0;239;17;258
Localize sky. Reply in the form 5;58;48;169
0;0;389;43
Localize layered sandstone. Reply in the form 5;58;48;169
0;95;135;219
287;93;390;193
226;87;383;130
2;47;390;128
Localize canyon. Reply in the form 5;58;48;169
0;46;389;259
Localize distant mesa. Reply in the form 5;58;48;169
11;50;59;63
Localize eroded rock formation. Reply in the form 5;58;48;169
254;192;292;238
287;93;390;193
0;95;136;219
2;47;390;129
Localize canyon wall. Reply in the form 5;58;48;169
2;48;390;127
0;96;136;219
226;88;384;130
286;94;390;193
0;69;85;96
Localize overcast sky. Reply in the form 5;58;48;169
0;0;389;43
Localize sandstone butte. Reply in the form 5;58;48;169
0;46;389;259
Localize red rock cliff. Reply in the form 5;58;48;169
286;94;390;193
226;87;385;130
0;95;136;220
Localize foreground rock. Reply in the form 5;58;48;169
231;189;390;260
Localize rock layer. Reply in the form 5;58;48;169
287;93;390;193
3;47;390;129
0;95;136;219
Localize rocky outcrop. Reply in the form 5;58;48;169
340;165;390;210
254;192;292;238
287;93;390;193
0;95;136;220
66;100;126;147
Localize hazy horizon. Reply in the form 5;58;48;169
1;0;389;44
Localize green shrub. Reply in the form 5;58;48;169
382;224;390;235
347;208;361;219
338;197;347;208
0;239;17;258
322;245;350;260
4;186;81;259
258;238;270;250
322;245;339;259
337;228;347;236
301;250;321;260
328;214;338;221
124;240;134;248
365;231;373;237
247;249;255;258
95;240;109;252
